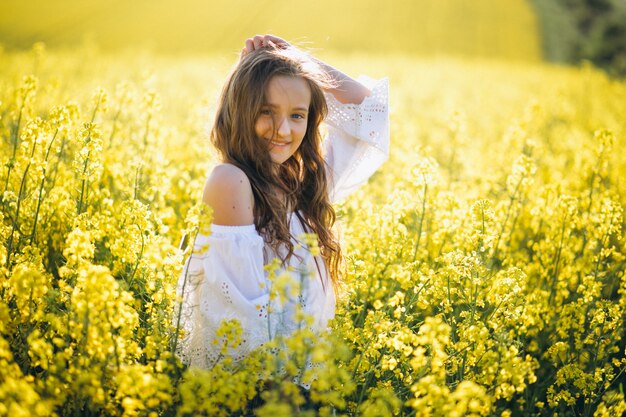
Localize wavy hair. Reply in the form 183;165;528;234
210;46;342;289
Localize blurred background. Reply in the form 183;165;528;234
1;0;624;76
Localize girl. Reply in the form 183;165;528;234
176;34;389;368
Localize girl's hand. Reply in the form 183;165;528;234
239;34;370;104
241;34;290;57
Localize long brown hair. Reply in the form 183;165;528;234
211;46;342;288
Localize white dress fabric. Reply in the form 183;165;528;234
176;76;389;368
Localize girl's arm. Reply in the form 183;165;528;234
241;34;371;105
312;59;371;105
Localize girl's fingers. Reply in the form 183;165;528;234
244;39;255;53
242;34;291;55
253;35;264;49
263;35;277;46
265;34;289;48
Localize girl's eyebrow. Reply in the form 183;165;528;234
265;103;309;112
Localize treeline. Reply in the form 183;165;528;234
530;0;626;76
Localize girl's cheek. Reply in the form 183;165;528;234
264;120;274;134
255;119;270;138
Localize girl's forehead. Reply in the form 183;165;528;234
264;75;311;107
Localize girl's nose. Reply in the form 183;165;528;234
275;116;290;138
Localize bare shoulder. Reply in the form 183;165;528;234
203;163;255;226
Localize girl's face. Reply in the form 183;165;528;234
255;75;311;164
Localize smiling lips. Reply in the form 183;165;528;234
270;140;291;147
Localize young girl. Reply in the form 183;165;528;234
176;34;389;369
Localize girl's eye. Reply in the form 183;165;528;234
260;109;271;116
291;113;305;120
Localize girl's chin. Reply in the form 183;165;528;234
269;144;292;154
270;149;294;163
270;156;289;164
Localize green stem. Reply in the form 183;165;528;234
133;165;142;200
142;113;152;149
355;349;386;409
505;207;522;254
6;127;40;268
579;167;598;258
127;227;145;288
48;135;67;191
171;227;200;355
492;178;522;265
76;95;102;214
105;312;121;372
91;94;102;124
77;146;91;215
412;182;428;262
4;101;25;195
549;214;568;305
107;107;122;149
30;129;59;245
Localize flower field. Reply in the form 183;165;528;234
1;45;625;416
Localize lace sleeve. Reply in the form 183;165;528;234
323;76;390;203
175;224;270;368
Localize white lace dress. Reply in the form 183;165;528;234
176;76;389;368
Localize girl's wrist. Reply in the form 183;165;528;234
310;56;370;105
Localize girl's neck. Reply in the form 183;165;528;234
273;187;293;212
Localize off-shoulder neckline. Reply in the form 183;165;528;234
196;211;305;238
209;223;256;233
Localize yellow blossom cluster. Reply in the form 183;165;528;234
1;43;625;416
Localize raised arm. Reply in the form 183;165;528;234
312;59;371;105
241;34;370;105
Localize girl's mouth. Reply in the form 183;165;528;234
270;140;291;147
